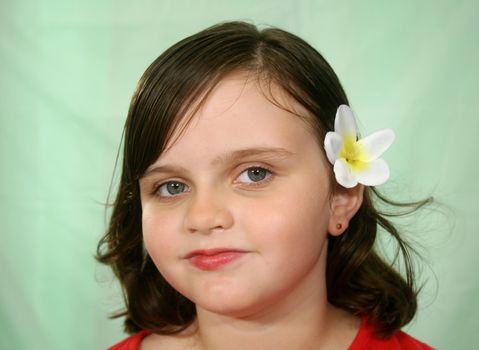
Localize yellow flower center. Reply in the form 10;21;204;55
339;135;370;172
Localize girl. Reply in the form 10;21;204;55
97;21;434;349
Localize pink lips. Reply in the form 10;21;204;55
185;248;246;270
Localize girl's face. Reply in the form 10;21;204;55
139;72;336;318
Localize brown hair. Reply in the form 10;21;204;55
96;21;430;338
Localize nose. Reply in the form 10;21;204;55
183;188;234;234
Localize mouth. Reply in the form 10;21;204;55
185;248;248;271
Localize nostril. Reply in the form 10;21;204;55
184;202;234;234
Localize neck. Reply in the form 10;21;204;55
190;283;359;350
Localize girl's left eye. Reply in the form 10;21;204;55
236;167;272;184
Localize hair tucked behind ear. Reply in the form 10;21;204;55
96;20;432;338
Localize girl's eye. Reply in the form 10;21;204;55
237;167;272;184
156;181;189;197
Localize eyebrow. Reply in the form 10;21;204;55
142;147;295;178
212;146;295;165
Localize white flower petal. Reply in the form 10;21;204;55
333;159;358;188
335;104;358;137
355;158;390;186
324;131;342;164
358;128;395;161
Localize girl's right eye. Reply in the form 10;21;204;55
156;181;190;198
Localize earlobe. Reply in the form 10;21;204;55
328;184;364;236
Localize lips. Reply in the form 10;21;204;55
185;248;247;270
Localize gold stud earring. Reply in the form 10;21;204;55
336;223;342;230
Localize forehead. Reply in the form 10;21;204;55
146;74;321;168
156;72;318;161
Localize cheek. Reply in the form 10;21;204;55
141;205;194;297
240;183;331;254
141;204;179;266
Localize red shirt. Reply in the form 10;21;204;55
108;317;434;350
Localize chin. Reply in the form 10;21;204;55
192;291;255;317
194;288;289;320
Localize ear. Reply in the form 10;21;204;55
328;184;364;236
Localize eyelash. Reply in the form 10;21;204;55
234;166;274;186
154;181;190;199
152;165;274;199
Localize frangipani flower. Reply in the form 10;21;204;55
324;105;395;188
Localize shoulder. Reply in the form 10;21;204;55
349;317;435;350
108;330;151;350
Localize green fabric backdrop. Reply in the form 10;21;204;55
1;0;477;348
